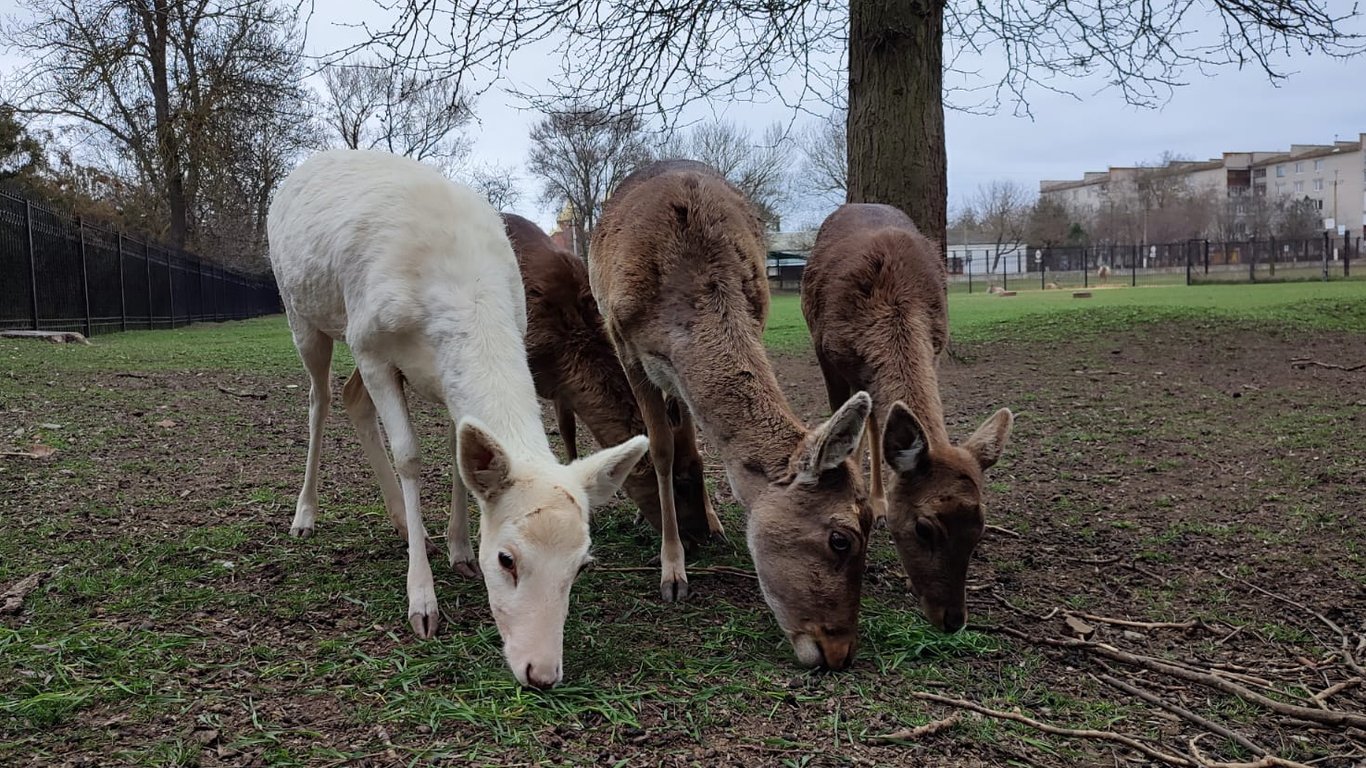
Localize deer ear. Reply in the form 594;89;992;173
963;408;1014;471
571;435;650;508
883;401;930;477
457;418;515;506
797;391;871;484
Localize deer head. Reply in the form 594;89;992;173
457;418;648;689
745;392;875;670
881;403;1013;633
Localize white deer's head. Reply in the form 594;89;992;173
457;418;648;689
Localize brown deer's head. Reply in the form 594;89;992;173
746;392;875;670
881;402;1013;633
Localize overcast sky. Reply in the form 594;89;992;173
5;0;1365;232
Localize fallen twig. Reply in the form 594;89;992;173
1096;672;1265;756
1290;358;1366;372
1311;677;1362;708
1071;611;1210;632
216;383;266;400
597;565;757;579
867;713;961;744
986;523;1021;538
1065;554;1123;565
1188;732;1315;768
1;572;45;614
1222;572;1365;678
910;691;1197;766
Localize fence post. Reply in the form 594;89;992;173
24;201;39;330
117;233;127;332
1322;231;1330;282
144;241;153;329
167;251;175;328
1249;236;1257;282
1347;234;1354;277
1083;248;1089;288
1002;264;1008;291
1040;250;1046;291
1204;240;1210;274
78;218;92;338
967;253;972;294
1185;240;1192;286
1269;236;1276;277
1131;244;1138;287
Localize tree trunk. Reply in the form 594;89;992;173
139;0;189;249
847;0;946;260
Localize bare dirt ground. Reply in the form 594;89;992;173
2;318;1365;766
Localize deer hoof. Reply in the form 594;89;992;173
450;558;482;580
661;575;690;602
289;524;314;539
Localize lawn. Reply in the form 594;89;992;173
3;280;1365;766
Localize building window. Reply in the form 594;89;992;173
1294;181;1304;193
1276;165;1286;177
1314;178;1324;191
1314;159;1325;171
1295;161;1304;173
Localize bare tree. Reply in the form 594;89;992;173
525;105;652;258
462;162;523;211
3;0;311;254
658;120;790;229
973;180;1030;272
319;58;472;172
797;111;847;205
348;0;1362;259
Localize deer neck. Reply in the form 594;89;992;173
868;330;952;448
673;341;805;493
563;347;646;450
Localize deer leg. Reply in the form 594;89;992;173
445;422;480;578
289;327;333;538
624;357;689;603
353;353;439;639
341;370;439;557
672;405;723;539
554;394;578;462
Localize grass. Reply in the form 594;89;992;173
3;278;1365;763
767;279;1366;352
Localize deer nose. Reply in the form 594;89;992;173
818;635;858;671
523;663;560;690
941;608;966;634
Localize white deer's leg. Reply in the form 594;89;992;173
624;358;689;602
290;328;333;538
341;369;439;554
354;355;439;639
445;423;480;578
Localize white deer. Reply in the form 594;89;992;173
266;149;648;689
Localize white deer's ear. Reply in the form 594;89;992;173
797;391;871;484
883;401;930;476
571;435;649;508
963;408;1014;471
457;418;515;505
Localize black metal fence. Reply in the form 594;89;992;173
0;190;281;336
950;233;1360;293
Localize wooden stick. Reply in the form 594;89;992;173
1096;673;1266;756
1225;573;1365;678
1188;733;1315;768
910;691;1198;766
1311;677;1362;708
986;523;1021;538
216;383;267;400
597;565;757;579
1072;611;1209;632
1289;359;1366;372
867;713;960;744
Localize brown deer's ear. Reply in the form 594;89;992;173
457;418;515;506
797;391;871;484
964;408;1014;471
883;401;930;477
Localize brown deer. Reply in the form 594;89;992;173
802;203;1013;633
591;160;875;670
501;212;717;545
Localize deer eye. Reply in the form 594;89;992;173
829;530;852;553
915;518;935;543
498;551;516;572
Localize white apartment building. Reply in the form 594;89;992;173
1040;133;1366;236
